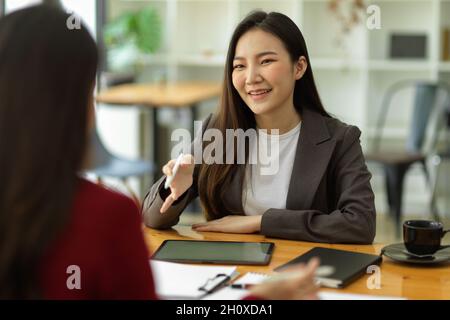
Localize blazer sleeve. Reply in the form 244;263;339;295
141;174;198;229
141;114;213;229
260;126;376;244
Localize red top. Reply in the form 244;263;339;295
39;178;157;299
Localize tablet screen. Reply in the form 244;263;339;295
152;240;274;265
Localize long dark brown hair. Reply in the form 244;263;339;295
0;5;98;298
198;11;330;220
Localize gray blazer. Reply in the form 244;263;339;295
142;108;376;244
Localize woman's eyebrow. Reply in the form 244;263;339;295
233;51;278;61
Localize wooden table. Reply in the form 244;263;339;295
143;225;450;300
96;81;222;176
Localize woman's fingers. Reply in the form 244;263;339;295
283;257;319;278
160;187;182;213
160;194;176;213
290;258;320;285
249;264;319;300
293;277;320;297
303;292;319;300
192;221;213;228
192;223;220;232
293;285;320;300
305;257;320;276
162;165;172;176
192;224;212;231
192;218;223;229
181;154;194;165
269;257;319;298
162;159;176;176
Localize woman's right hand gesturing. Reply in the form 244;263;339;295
160;154;195;213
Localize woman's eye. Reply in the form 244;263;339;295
233;64;244;70
261;59;274;65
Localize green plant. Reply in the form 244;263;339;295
104;6;162;72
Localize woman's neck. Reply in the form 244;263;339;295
255;106;301;135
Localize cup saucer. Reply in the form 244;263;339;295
381;243;450;265
402;250;435;259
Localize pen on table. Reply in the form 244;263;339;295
164;153;184;189
230;283;254;290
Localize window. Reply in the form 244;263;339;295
60;0;96;39
4;0;97;39
5;0;42;13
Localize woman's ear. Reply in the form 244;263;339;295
294;56;307;80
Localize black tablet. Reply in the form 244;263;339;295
152;240;275;265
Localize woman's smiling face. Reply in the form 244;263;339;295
232;28;305;118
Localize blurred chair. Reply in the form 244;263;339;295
84;129;155;204
100;71;136;88
86;71;154;204
429;105;450;220
365;80;450;235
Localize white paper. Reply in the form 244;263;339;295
150;260;237;300
318;291;406;300
234;272;269;285
203;287;249;300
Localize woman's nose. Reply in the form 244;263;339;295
245;65;263;85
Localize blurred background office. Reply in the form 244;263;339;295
1;0;449;243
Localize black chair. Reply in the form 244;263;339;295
84;129;154;203
365;80;450;236
429;106;450;220
100;71;136;88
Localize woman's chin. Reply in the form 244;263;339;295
247;104;275;116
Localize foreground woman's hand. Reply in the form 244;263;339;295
249;258;320;300
192;215;262;234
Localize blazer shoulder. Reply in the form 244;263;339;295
323;116;361;143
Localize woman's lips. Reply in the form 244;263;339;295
248;89;272;102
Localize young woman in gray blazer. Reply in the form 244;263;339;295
142;11;376;244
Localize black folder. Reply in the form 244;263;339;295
274;247;382;288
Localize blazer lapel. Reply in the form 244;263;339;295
222;165;245;215
286;109;336;210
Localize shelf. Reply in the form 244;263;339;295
141;53;226;66
368;60;433;71
439;62;450;71
175;54;226;66
310;58;364;70
140;53;171;65
367;0;434;2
